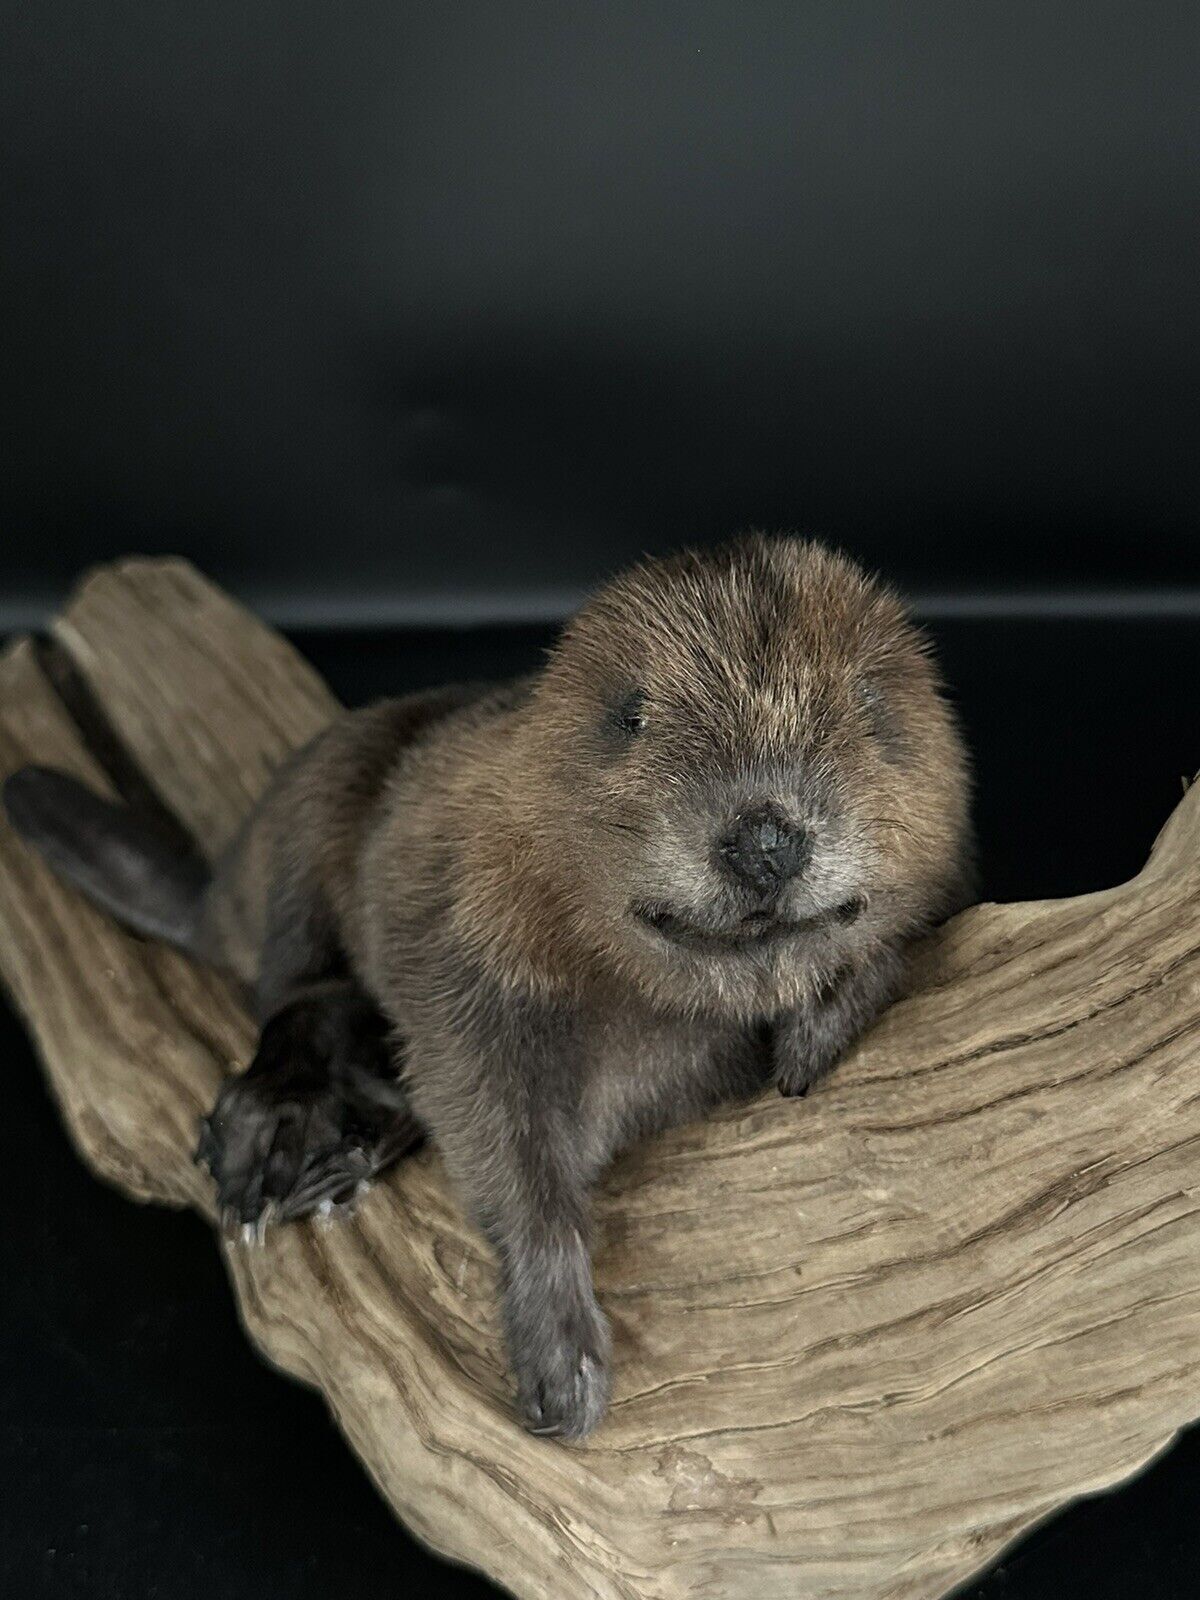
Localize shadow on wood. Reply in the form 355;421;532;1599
1;559;1198;1600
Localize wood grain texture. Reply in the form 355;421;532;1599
2;558;1199;1600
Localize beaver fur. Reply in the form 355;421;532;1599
4;533;973;1438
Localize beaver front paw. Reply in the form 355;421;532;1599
513;1302;612;1441
774;1054;828;1098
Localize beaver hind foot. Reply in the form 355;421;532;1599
195;983;422;1229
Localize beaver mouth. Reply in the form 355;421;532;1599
632;896;863;951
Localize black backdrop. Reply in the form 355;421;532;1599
4;7;1200;1600
3;1;1199;624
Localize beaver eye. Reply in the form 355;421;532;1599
610;689;648;738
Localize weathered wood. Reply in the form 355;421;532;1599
2;557;1198;1600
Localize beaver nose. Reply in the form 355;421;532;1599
717;805;812;896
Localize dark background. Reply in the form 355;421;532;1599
2;4;1199;1597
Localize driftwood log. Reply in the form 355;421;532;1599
1;559;1198;1600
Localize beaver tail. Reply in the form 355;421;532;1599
3;765;210;953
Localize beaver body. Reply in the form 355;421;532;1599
5;534;973;1438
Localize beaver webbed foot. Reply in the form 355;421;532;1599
195;986;423;1229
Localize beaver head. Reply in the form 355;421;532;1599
509;534;972;1017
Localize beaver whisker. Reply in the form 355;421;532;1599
860;814;921;841
595;816;649;839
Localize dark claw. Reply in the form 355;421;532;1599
194;1115;217;1171
778;1078;810;1098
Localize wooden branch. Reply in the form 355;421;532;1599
2;559;1198;1600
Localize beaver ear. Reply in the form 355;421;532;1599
859;680;909;763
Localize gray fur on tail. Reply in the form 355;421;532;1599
3;765;210;952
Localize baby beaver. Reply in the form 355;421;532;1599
5;533;973;1439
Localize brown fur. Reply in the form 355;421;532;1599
8;534;973;1439
211;535;969;1437
400;536;972;1016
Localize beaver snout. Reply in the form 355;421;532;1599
716;804;812;897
